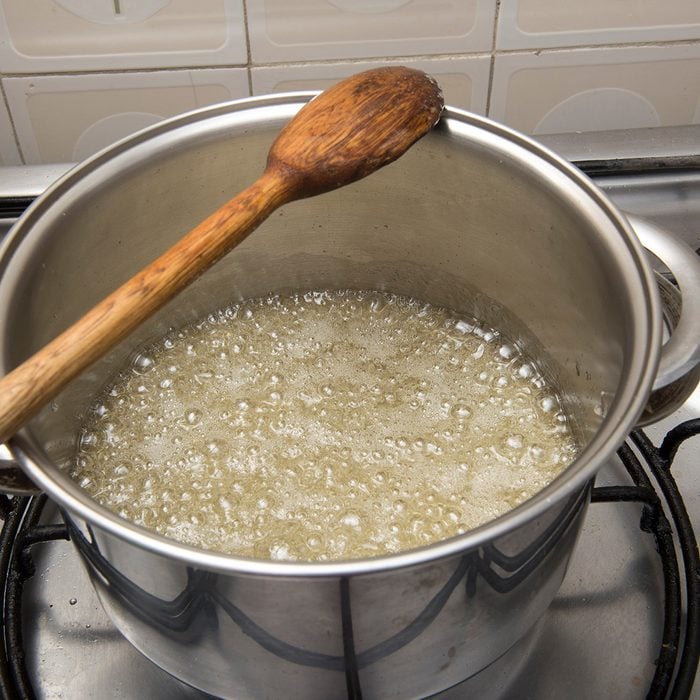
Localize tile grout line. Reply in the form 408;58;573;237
244;36;700;63
486;0;502;118
0;80;26;165
241;0;254;96
1;36;699;81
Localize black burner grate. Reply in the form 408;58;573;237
0;495;69;699
590;420;700;700
0;422;698;700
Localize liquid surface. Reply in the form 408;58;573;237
72;291;578;561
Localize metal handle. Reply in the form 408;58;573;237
0;442;39;495
626;214;700;426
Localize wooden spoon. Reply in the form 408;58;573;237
0;66;443;443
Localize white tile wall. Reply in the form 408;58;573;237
0;0;247;72
246;0;497;62
0;1;698;164
251;56;491;113
497;0;700;49
3;69;248;163
490;44;700;135
0;92;21;165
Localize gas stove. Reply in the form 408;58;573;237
0;125;698;699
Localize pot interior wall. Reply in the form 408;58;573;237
2;103;638;486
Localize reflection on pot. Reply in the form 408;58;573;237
65;483;589;698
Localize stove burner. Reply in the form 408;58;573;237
0;422;698;700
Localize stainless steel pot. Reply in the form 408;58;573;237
1;95;699;699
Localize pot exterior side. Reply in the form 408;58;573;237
65;483;589;699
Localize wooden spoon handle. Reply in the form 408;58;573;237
0;168;291;443
0;66;443;444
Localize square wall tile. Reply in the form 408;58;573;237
247;0;497;63
0;0;247;73
490;45;700;135
252;57;491;114
0;95;21;164
497;0;700;49
3;69;249;164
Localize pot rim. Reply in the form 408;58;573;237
2;93;662;578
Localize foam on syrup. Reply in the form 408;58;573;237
72;290;577;561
